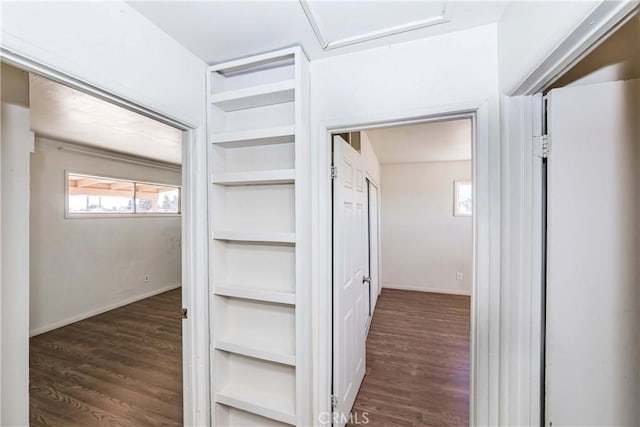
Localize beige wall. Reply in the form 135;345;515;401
30;138;182;335
360;131;381;185
380;160;472;295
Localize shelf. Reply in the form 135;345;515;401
215;339;296;366
209;51;306;427
211;80;295;112
215;387;296;425
213;231;295;244
212;169;294;186
214;285;295;305
211;125;295;148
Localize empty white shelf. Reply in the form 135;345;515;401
215;387;296;425
213;231;295;244
214;285;295;305
211;80;295;112
215;339;296;366
212;125;295;147
212;169;294;186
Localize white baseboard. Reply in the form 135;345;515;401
29;283;182;337
382;283;471;296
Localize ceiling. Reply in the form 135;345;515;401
366;118;471;164
29;75;183;165
128;1;509;64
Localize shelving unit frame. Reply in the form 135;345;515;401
207;46;311;426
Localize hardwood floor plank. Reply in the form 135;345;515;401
351;289;470;427
30;289;183;426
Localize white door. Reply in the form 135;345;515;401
333;135;367;426
546;79;640;426
368;181;380;312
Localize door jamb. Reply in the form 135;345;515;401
364;177;379;328
314;101;496;426
0;50;210;427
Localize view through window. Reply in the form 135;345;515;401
454;181;472;216
67;173;180;215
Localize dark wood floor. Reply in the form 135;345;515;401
351;289;470;427
29;289;183;427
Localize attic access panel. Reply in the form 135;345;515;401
300;0;450;50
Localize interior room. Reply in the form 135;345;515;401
331;120;473;425
2;2;640;427
2;64;185;425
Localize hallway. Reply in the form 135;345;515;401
351;289;470;426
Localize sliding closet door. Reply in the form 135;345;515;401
546;79;640;426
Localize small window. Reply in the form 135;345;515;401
454;181;472;217
67;173;180;216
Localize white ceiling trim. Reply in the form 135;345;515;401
299;0;452;51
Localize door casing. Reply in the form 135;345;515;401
314;101;496;425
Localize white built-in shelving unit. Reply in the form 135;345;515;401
208;47;311;426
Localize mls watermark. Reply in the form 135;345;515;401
319;412;370;425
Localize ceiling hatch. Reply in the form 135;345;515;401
300;0;451;50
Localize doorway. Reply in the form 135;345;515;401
0;58;204;425
330;115;477;425
538;14;640;425
24;71;184;425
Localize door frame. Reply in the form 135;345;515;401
0;50;210;426
364;177;380;327
314;100;495;425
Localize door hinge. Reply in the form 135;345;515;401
534;134;551;158
331;165;337;180
181;308;188;319
331;394;338;410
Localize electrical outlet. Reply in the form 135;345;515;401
456;272;463;280
144;274;150;283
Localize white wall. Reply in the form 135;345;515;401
312;24;500;121
30;139;182;335
1;64;33;427
380;161;472;295
498;1;599;94
311;23;501;424
1;1;206;126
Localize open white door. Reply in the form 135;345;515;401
333;135;367;426
546;79;640;426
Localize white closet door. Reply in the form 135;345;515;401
546;79;640;426
333;135;367;426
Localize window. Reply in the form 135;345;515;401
454;181;472;216
67;173;180;216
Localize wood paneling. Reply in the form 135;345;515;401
351;289;470;426
29;289;182;426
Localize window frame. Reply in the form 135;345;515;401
65;170;182;218
454;180;472;217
